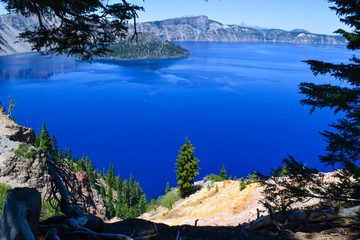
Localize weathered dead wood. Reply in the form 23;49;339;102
39;216;134;240
248;205;360;230
0;187;41;240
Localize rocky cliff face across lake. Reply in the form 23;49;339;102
0;14;347;56
131;15;347;44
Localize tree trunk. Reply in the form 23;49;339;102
0;187;41;240
248;205;360;230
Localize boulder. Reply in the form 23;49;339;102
0;104;36;144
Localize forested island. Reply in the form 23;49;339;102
93;33;189;60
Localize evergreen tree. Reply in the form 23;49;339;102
69;161;76;172
66;148;73;161
100;183;106;198
296;0;360;201
115;175;122;192
239;177;247;191
40;121;52;153
138;194;148;214
165;182;170;194
175;137;200;197
121;179;129;205
84;156;95;186
51;134;58;155
150;199;158;210
106;187;116;219
35;133;41;148
2;0;143;61
106;163;116;189
220;165;227;180
7;96;16;119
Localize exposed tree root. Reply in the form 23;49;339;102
0;187;41;240
248;205;360;230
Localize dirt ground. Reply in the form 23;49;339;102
103;218;360;240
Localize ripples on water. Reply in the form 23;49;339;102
0;42;352;198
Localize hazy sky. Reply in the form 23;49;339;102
0;0;352;35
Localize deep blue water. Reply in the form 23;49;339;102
0;42;352;199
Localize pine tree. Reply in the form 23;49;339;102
107;187;116;219
84;156;95;186
296;0;360;200
100;183;106;198
138;194;148;214
106;163;116;189
51;134;58;155
40;121;52;153
220;165;227;180
239;177;247;191
121;179;129;205
150;199;158;210
2;0;143;61
115;175;122;192
165;182;170;194
175;137;200;197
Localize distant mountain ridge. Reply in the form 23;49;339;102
0;14;347;56
132;15;347;44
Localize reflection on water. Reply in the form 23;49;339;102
0;53;79;80
94;58;181;71
0;42;353;199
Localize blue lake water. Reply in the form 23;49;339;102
0;42;352;199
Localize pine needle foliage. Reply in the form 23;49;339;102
175;137;200;197
220;165;227;180
1;0;144;61
298;0;360;201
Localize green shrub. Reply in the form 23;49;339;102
239;177;247;191
14;143;28;157
24;148;37;159
40;199;60;221
205;174;223;182
157;189;181;210
147;198;158;212
0;183;11;215
247;172;258;181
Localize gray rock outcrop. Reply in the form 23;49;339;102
0;14;347;56
0;102;107;216
0;105;36;144
131;15;347;45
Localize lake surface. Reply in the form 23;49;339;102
0;42;352;199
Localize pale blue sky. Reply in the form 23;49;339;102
0;0;351;35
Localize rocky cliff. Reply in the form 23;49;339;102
132;15;347;44
0;14;347;56
0;103;106;217
0;14;37;55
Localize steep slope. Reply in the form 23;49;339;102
0;14;38;55
141;180;267;226
132;15;347;44
0;103;106;217
140;178;329;227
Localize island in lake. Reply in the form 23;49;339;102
94;32;189;60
